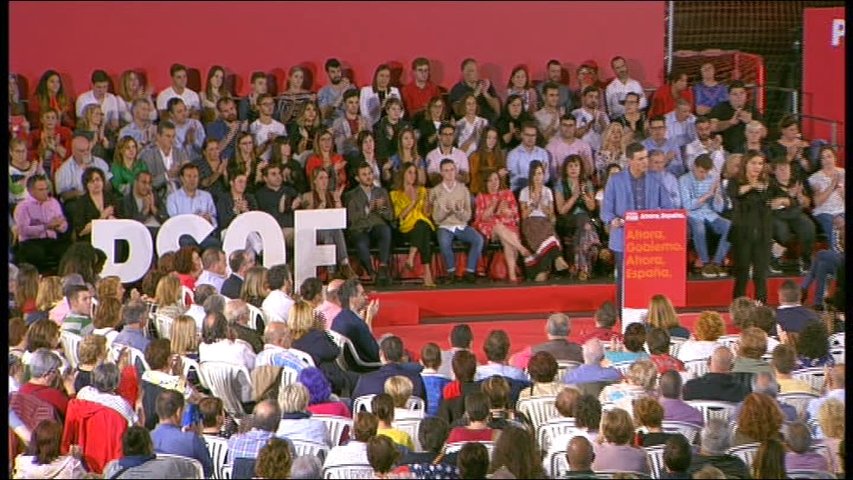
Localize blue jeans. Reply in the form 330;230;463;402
801;250;843;306
437;226;484;274
814;213;842;252
351;224;392;275
688;216;731;264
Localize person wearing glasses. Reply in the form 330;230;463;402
425;122;470;187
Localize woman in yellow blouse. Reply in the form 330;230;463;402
390;163;436;287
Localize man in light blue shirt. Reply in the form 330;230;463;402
474;330;529;382
507;123;551;193
166;163;219;248
317;58;354;128
679;153;730;278
55;134;113;201
643;116;686;177
118;98;158;150
649;150;682;209
665;99;697;148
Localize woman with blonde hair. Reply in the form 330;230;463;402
110;136;147;195
155;274;187;322
170;315;199;358
594;122;630;182
96;275;126;302
92;296;122;347
288;300;356;396
389;162;436;287
240;266;269;309
72;334;107;393
591;407;649;474
677;310;724;362
29;276;63;324
817;398;844;475
646;294;689;339
77;103;113;160
384;375;422;420
116;69;156;124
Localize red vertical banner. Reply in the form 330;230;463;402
802;7;845;161
623;210;688;309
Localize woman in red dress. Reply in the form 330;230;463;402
473;170;530;283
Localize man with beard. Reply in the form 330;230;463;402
536;59;573;115
685;116;726;180
318;58;354;128
571;86;610;153
205;97;248;161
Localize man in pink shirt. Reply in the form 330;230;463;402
318;279;345;329
12;174;68;272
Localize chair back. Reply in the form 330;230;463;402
60;330;83;369
611;361;633;376
660;420;701;444
594;471;651;479
203;435;229;480
393;418;423;451
556;360;581;380
516;395;559;432
787;471;837;479
291;439;329;462
154;313;174;339
536;417;578;452
246;304;266;331
199;361;251;417
352;394;424;414
181;286;194;308
683;359;709;378
277;366;302;405
156;453;205;479
543;448;568;479
322;464;374;479
726;442;761;470
778;392;819;419
828;332;844;348
313;414;352;447
219;464;233;479
792;367;827;392
716;334;740;351
444;441;495;457
685;400;737;424
644;445;666;479
289;348;316;367
668;337;686;358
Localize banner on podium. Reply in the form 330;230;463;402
621;209;687;331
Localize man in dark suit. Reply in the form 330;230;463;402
344;162;395;286
775;279;819;336
139;121;190;204
531;313;583;363
224;299;264;354
331;278;380;369
351;335;426;405
221;249;255;299
120;171;169;227
683;346;749;403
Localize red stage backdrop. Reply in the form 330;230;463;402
623;210;687;309
802;6;845;159
10;2;665;99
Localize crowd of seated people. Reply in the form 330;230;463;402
9;57;845;303
8;237;846;478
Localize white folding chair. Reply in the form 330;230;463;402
716;334;740;351
337;332;383;370
314;414;352;447
156;453;204;479
660;421;701;444
182;355;206;389
830;347;844;365
594;470;651;479
245;304;266;331
288;348;316;367
792;367;827;393
685;400;737;424
611;361;633;376
444;441;495;457
220;464;232;479
111;344;151;374
203;435;229;480
154;313;174;339
516;395;559;432
199;361;251;417
277;366;301;406
556;360;581;380
536;417;578;453
668;337;686;358
683;359;709;379
352;394;424;414
322;464;374;479
405;396;426;412
393;418;422;451
726;442;761;470
644;445;666;479
778;392;819;419
60;330;82;369
543;448;568;478
291;439;329;462
828;332;844;348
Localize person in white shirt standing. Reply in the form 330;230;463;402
75;69;121;133
156;63;201;118
604;56;648;120
261;264;294;323
249;93;287;162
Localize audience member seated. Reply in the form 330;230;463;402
732;326;773;376
634;396;687;447
111;300;151;353
389;162;436;286
647;327;685;374
796;320;835;368
750;304;781;354
438;350;480;425
399;416;459;478
366;434;408;478
198;311;255;403
784;420;829;472
752;438;787;479
447;391;495;444
658;370;703;427
224;299;263;353
683;346;749;403
102;426;200;479
418;343;450;417
14;419;86;479
473;376;532;432
676;310;724;363
439;324;473;379
153;275;188;326
731;390;785;447
372;393;415;450
806;364;844;421
603;322;649;365
227;400;284;479
563;338;620;394
816;398;844;475
563;436;596;478
771;344;816;394
254;437;293;480
255;321;306;373
221;249;254;300
13;175;69;272
74;361;138;428
58;285;94;336
646;294;690;340
140;338;196;430
661;434;693;479
518;351;563;400
475;329;527;382
150;389;213;477
352;335;426;402
430;159;483;283
254;162;299;247
599;359;657;415
156;63;201;116
385;375;424;421
549;391;600;454
276;383;328;445
591;407;650;474
532;313;584;365
807;145;844;252
488;425;546;479
198;397;237;439
298;367;352;418
289;300;355;397
686;419;750;479
290;455;323;480
577;301;622;343
323;412;378;470
345;162;394;285
20;348;70;419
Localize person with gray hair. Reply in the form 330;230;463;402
731;371;797;421
255;321;307;372
202;293;227;315
562;338;620;385
75;362;139;425
683;345;749;403
20;348;71;417
290;455;323;479
227;399;291;479
112;299;151;352
658;370;704;427
686;418;751;478
531;312;583;363
224;299;263;353
784;420;829;471
275;382;328;445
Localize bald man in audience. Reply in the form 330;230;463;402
682;346;749;403
532;313;583;363
318;279;345;329
564;436;596;478
255;322;307;372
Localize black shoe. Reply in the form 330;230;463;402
376;266;391;287
769;257;783;275
463;272;476;284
